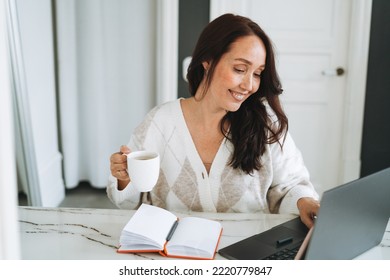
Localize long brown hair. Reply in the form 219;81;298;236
187;13;288;174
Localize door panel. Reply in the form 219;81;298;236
211;0;352;193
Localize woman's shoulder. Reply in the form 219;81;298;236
139;98;183;132
147;98;182;119
132;99;183;144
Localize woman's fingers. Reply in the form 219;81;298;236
110;146;130;180
120;145;131;155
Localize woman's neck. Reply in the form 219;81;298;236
183;96;226;131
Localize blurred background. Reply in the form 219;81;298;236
7;0;390;208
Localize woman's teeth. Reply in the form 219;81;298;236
231;91;244;101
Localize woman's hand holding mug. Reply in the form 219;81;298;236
110;145;160;194
110;145;131;190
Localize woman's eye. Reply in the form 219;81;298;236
234;68;245;73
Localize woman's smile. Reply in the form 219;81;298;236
229;90;246;102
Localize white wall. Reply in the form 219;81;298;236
0;0;21;259
16;0;65;206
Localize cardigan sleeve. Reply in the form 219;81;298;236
266;132;319;214
106;174;140;209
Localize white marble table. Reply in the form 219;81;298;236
18;206;390;260
18;207;295;260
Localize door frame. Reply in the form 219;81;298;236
156;0;179;104
0;0;21;259
340;0;372;183
160;0;372;184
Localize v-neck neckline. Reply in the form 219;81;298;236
176;98;226;176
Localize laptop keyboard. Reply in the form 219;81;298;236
263;245;301;260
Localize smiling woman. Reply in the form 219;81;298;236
107;13;320;229
6;0;372;212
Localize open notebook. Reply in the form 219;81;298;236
118;204;223;260
219;167;390;260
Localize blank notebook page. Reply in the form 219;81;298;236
167;217;221;254
123;204;177;247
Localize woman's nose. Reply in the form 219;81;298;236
240;74;254;92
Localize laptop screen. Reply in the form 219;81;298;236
218;168;390;260
304;167;390;259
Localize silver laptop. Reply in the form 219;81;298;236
218;167;390;260
303;167;390;259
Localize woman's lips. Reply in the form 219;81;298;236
230;90;245;101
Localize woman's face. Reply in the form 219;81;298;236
204;35;266;112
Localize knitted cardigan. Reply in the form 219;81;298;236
107;99;318;214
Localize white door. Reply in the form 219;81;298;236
211;0;353;194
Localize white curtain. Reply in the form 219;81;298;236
56;0;158;189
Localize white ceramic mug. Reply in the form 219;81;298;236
127;151;160;192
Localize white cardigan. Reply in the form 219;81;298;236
107;99;318;214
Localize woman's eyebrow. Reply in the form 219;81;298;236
234;58;265;69
234;58;252;65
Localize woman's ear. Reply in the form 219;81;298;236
202;61;210;71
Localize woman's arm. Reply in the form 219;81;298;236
267;132;320;224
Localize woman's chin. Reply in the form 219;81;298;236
225;102;243;112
